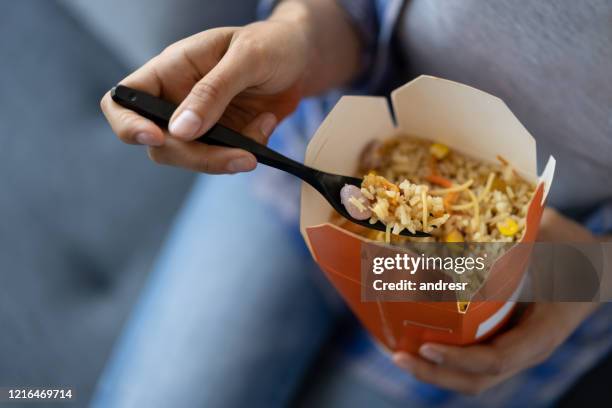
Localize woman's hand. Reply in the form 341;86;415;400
100;0;360;174
394;302;598;395
393;208;601;395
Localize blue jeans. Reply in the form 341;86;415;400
91;170;348;407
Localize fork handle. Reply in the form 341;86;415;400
111;85;321;187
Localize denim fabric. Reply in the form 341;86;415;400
92;131;346;407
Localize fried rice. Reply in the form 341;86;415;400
339;135;536;244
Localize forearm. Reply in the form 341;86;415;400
269;0;362;95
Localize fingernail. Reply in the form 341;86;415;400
393;353;415;370
419;345;444;364
259;115;277;138
169;110;202;140
135;132;161;146
226;157;256;173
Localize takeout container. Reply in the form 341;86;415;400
300;76;556;353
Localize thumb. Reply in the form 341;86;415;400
168;48;256;141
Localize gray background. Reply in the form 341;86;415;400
0;0;255;404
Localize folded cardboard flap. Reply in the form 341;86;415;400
539;156;556;205
391;76;537;177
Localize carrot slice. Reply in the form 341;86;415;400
425;174;453;188
425;174;458;212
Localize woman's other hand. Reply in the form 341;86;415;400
393;208;601;395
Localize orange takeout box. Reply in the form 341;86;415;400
300;76;556;353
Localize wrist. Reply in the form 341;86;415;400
267;0;361;94
268;2;316;51
268;1;314;32
267;1;318;86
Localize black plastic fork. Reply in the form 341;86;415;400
111;85;428;237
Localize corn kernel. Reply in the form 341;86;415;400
444;230;464;242
430;143;450;160
497;217;519;236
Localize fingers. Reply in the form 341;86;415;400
417;343;507;375
147;139;256;174
147;112;277;174
100;24;280;172
415;313;545;378
168;45;265;141
394;353;491;395
100;56;167;146
100;91;165;146
100;28;236;147
395;304;593;395
395;304;562;396
392;306;540;395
